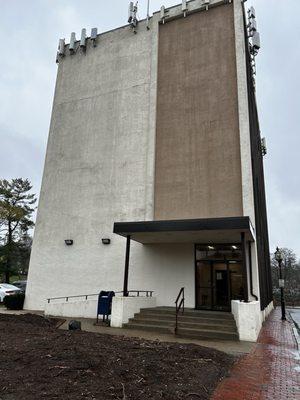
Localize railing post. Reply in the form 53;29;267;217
175;287;185;335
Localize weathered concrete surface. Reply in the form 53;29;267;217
58;317;255;356
25;0;262;325
233;0;260;303
154;3;243;221
25;17;160;311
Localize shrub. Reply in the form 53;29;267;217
3;293;25;310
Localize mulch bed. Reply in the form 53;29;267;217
0;314;235;400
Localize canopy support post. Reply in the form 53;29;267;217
123;235;131;297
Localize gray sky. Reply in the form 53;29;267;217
0;0;299;257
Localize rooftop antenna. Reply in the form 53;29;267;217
91;28;98;47
69;32;76;54
58;39;65;57
160;6;166;24
182;0;188;17
146;0;150;30
80;28;87;50
261;137;267;157
247;6;261;89
56;38;65;63
128;1;138;33
203;0;210;11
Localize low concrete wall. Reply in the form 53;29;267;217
231;300;262;342
261;301;274;321
44;297;98;319
111;296;156;328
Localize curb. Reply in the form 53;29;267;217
288;311;300;352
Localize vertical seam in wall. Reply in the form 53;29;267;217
233;0;260;303
233;0;255;226
152;22;162;221
145;18;159;221
230;4;244;217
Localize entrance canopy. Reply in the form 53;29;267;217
113;217;255;244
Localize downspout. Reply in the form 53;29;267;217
248;242;258;301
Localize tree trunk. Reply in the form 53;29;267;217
5;221;12;284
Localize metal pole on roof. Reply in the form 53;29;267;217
146;0;150;29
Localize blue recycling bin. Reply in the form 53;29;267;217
97;291;115;323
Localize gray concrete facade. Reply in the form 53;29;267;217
26;14;160;310
25;1;264;319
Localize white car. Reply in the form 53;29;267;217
0;284;21;302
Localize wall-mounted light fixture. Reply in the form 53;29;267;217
102;238;111;245
65;239;73;246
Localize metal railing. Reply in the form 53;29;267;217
175;287;185;334
119;290;154;297
47;290;154;304
47;293;99;303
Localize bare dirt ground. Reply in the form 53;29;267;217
0;314;235;400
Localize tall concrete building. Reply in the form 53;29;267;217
25;0;273;341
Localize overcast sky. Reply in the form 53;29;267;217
0;0;299;258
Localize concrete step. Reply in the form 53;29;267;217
128;318;174;327
128;317;237;332
125;307;239;341
139;307;234;320
134;312;237;327
123;322;173;334
177;327;239;341
123;322;238;341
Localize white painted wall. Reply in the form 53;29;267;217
231;300;262;342
232;300;274;342
261;301;274;322
45;296;98;319
111;296;157;327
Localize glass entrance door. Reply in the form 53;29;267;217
196;261;230;311
195;244;244;311
196;261;212;310
213;263;230;311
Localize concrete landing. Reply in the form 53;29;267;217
58;316;254;356
0;307;254;355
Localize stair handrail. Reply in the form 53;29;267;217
175;287;185;334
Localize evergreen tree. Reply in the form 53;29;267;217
0;179;36;283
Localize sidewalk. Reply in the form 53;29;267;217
0;307;254;355
212;308;300;400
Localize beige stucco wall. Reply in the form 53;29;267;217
154;3;243;220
